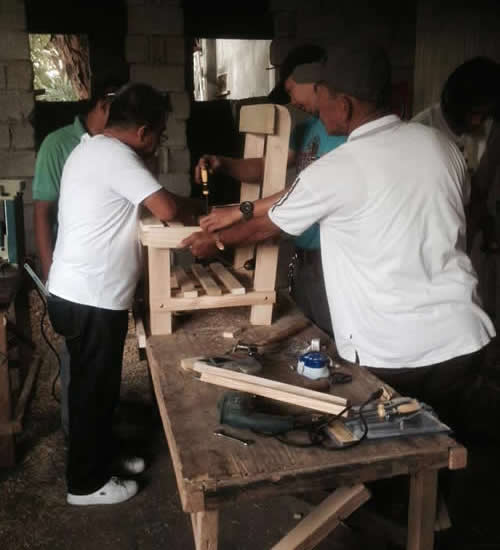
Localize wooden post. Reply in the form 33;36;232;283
0;312;15;466
191;510;219;550
407;469;438;550
251;105;291;325
148;247;172;335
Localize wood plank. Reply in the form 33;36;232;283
174;266;199;298
209;262;245;295
170;270;179;289
192;363;348;406
192;510;219;550
407;469;438;550
139;226;200;248
251;105;291;325
239;104;275;134
160;290;275;311
233;133;265;269
0;312;15;466
199;372;347;415
191;265;222;296
448;445;467;470
134;313;147;349
271;484;370;550
148;247;172;335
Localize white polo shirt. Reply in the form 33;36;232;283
48;134;162;310
269;115;495;368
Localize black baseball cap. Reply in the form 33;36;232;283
293;43;391;106
268;44;326;105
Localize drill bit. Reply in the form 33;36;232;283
200;166;209;215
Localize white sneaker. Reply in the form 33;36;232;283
120;456;146;475
67;476;138;506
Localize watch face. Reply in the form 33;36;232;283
240;201;253;216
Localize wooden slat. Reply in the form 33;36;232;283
192;510;219;550
170;270;179;289
191;265;222;296
199;372;346;415
209;262;245;295
271;484;370;550
134;314;147;349
139;225;200;248
174;266;198;298
157;290;275;311
239;104;276;134
193;363;348;406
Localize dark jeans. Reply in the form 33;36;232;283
291;248;333;336
47;295;128;495
368;345;488;441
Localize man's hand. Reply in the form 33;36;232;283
200;206;242;233
194;155;221;184
181;230;218;259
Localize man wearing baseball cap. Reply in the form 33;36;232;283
194;44;346;336
184;43;495;435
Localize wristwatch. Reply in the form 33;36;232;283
240;201;254;221
214;232;225;251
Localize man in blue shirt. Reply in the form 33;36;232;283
196;45;346;334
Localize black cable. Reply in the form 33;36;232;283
34;287;62;403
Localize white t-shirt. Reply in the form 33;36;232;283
269;115;495;368
48;134;162;310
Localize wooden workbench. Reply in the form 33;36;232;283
145;300;466;550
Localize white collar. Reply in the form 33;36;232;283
348;114;401;142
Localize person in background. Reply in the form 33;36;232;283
195;44;346;335
33;76;126;437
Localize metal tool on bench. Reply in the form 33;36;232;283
193;353;263;375
327;397;451;447
213;428;254;446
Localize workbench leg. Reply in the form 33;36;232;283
407;469;438;550
0;313;15;466
148;247;173;335
191;511;219;550
271;484;370;550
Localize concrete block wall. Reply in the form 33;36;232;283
269;1;416;112
125;0;191;197
0;0;36;256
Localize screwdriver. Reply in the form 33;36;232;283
200;165;209;215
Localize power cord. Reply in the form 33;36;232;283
271;388;384;451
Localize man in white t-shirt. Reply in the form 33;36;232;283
182;44;495;438
47;83;196;506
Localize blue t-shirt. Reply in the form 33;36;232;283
289;117;346;249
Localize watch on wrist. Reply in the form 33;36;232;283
240;201;254;221
214;232;225;251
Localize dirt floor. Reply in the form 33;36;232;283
1;292;500;549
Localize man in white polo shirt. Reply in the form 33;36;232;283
47;83;195;506
182;44;495;438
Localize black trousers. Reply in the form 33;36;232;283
291;249;333;336
48;295;129;494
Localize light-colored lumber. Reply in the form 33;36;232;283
239;104;276;134
199;372;346;415
148;247;172;335
407;469;438;550
160;290;275;311
271;484;370;550
233;133;265;269
174;266;198;298
193;363;347;406
209;262;245;295
139;224;200;248
448;445;467;470
191;264;222;296
134;314;147;349
170;271;179;289
251;105;291;325
191;510;219;550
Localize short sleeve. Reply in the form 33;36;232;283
32;137;65;201
108;149;162;205
269;149;363;236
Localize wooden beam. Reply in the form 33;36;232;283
209;263;245;295
193;363;348;406
159;290;275;312
407;469;438;550
148;247;172;335
191;265;222;296
174;266;199;298
239;104;275;134
199;372;347;415
191;510;219;550
271;484;370;550
139;225;200;248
